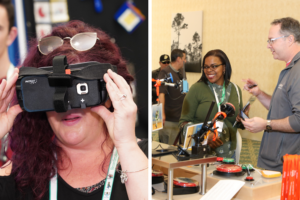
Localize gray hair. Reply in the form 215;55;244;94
271;17;300;43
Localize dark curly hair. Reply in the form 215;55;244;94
9;20;133;200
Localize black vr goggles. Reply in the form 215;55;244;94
16;55;117;113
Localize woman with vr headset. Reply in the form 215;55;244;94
0;20;147;200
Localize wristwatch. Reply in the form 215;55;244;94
266;120;272;132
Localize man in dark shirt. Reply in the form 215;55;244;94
152;54;170;104
158;49;186;144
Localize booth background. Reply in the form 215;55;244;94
152;0;300;141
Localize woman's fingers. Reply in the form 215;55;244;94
0;79;7;102
236;114;242;122
244;105;250;116
104;74;128;106
7;104;22;123
106;69;132;98
216;138;223;145
0;86;15;113
0;69;22;139
212;139;222;147
94;69;137;146
0;71;19;113
208;138;223;149
1;71;18;100
208;142;216;149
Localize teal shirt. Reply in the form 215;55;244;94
179;81;243;153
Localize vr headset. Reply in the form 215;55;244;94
16;55;117;113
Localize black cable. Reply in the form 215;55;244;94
152;144;165;150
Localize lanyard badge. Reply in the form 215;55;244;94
210;81;226;112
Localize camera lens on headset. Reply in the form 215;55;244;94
77;83;88;95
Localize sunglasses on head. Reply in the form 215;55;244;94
38;32;99;55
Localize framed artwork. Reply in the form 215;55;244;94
152;104;163;131
171;11;203;73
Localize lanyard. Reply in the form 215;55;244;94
210;81;226;112
49;147;119;200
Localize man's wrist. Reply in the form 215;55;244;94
265;120;272;132
256;90;262;97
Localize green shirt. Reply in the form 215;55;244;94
179;81;243;156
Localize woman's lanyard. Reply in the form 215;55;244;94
49;147;119;200
210;81;226;112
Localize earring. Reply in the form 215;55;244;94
223;71;225;75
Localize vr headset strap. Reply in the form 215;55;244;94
51;56;69;113
71;64;118;79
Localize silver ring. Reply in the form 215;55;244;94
119;94;127;101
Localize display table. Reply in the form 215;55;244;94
152;141;282;200
152;141;216;200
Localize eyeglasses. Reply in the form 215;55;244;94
267;35;289;45
162;61;170;64
38;32;99;55
203;64;223;70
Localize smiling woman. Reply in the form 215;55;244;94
0;20;147;200
179;49;245;159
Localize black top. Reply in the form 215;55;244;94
0;140;148;200
0;171;128;200
158;65;186;122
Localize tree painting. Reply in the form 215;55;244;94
171;13;188;51
184;32;202;62
170;11;203;73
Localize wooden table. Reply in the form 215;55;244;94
152;142;282;200
152;141;216;200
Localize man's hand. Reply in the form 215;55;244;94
241;117;267;133
242;79;261;97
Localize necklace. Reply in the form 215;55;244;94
49;147;119;200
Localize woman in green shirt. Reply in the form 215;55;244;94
179;49;243;158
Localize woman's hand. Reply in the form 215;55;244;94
207;138;223;149
242;79;261;97
0;68;22;140
236;105;250;123
91;69;137;149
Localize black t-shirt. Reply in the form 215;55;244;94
0;171;128;200
158;65;186;122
